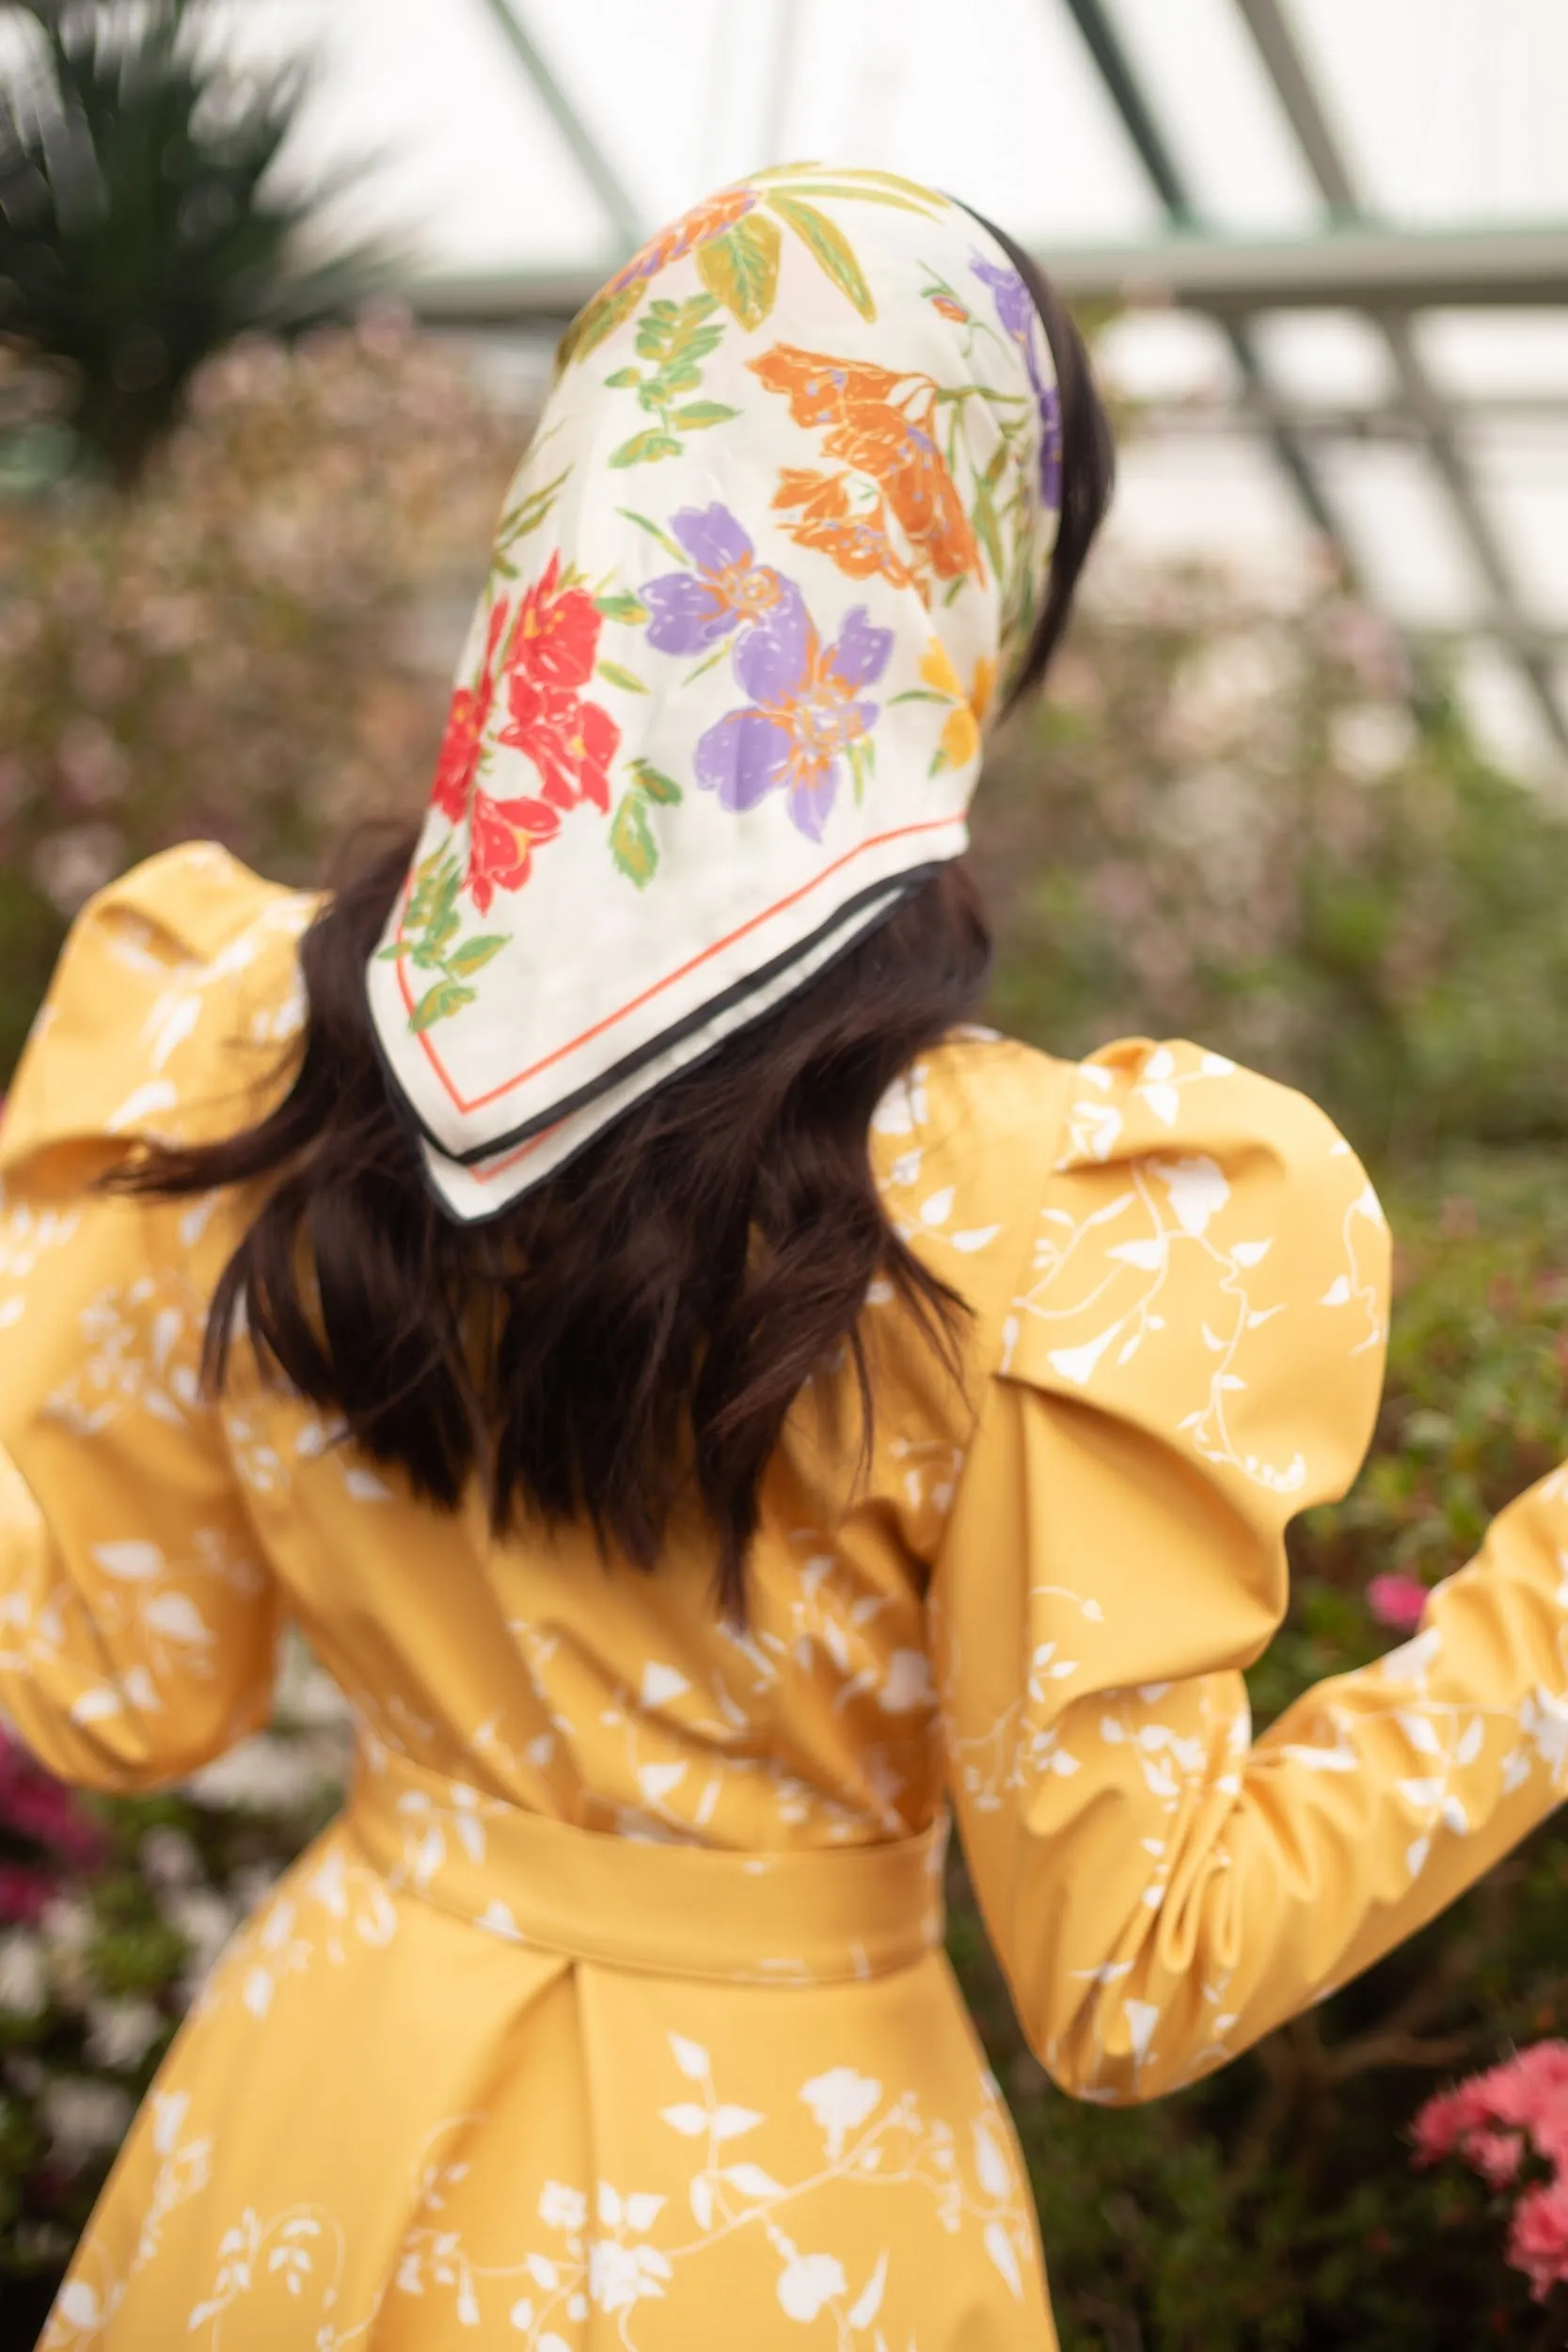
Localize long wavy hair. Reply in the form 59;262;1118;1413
124;230;1115;1616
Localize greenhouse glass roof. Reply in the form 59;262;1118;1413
238;0;1568;780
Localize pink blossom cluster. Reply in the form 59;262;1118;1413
1414;2042;1568;2301
0;1732;107;1920
1367;1572;1429;1633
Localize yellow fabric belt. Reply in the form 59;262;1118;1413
343;1747;948;1986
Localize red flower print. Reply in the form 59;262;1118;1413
499;675;621;816
511;551;601;692
429;554;618;882
432;599;510;823
467;788;562;914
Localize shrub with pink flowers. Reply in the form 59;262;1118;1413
0;315;524;1078
1415;2043;1568;2303
0;1735;108;1925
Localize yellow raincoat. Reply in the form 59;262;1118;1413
5;845;1568;2348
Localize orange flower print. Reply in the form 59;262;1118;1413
562;185;761;369
918;640;996;772
771;469;914;595
607;188;758;302
749;344;981;601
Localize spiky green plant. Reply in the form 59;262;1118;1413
0;0;383;483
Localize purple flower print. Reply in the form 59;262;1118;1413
694;596;893;842
971;257;1063;510
641;504;801;654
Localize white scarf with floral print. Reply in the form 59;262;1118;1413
367;165;1062;1218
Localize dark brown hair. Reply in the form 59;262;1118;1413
125;246;1114;1615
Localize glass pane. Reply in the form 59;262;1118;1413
1111;0;1324;229
1316;441;1491;628
1290;0;1568;222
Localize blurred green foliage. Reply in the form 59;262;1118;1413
0;0;383;485
970;566;1568;1166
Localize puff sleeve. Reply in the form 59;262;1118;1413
934;1040;1568;2103
0;846;308;1789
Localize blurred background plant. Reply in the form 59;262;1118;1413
973;560;1568;1167
0;313;522;1078
1;8;1568;2333
0;0;387;486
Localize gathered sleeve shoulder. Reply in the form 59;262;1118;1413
0;846;312;1789
933;1038;1568;2101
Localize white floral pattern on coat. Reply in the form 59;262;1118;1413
12;856;1568;2350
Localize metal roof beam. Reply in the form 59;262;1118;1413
1056;222;1568;312
1232;0;1568;749
475;0;641;259
410;224;1568;328
1135;389;1568;435
1056;0;1370;609
1058;0;1196;223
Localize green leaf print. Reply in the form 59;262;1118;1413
610;428;683;468
605;291;740;469
696;213;783;328
608;756;686;885
559;279;641;369
634;294;724;371
594;591;649;625
672;402;740;429
615;510;692;567
681;642;731;688
628;758;683;805
443;934;509;979
752;163;943;211
971;477;1004;587
404;846;456;930
391;847;511;1032
770;181;932;214
597;659;650;694
410;979;477;1032
766;194;876;320
493;466;572;558
610;790;657;887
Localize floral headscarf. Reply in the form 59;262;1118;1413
367;166;1062;1219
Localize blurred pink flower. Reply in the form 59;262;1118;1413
1415;2043;1568;2299
1367;1573;1429;1632
0;1862;55;1923
0;1732;109;1874
1417;2042;1568;2164
1510;2179;1568;2302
